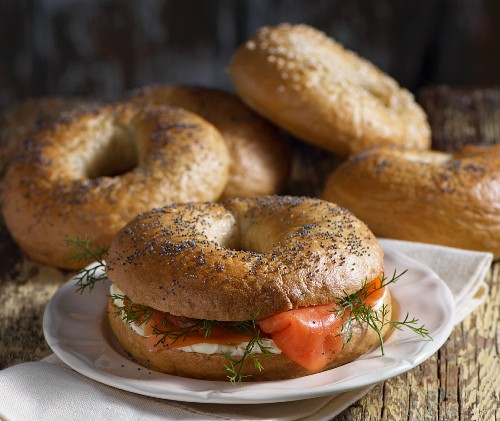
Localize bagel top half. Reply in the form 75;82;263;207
105;196;384;321
228;23;431;156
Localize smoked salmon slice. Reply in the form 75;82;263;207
257;277;384;372
258;304;345;371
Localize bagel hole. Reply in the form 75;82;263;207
219;220;269;254
203;215;267;254
86;125;139;178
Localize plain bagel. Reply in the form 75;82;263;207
105;196;391;380
228;24;431;156
126;85;291;199
1;102;230;269
324;144;500;257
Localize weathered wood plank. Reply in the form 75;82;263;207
0;258;66;369
419;86;500;150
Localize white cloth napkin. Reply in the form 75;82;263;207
378;239;492;324
0;240;492;421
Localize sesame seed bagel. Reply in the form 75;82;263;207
228;24;431;156
126;85;291;199
324;144;500;257
105;196;384;321
107;291;392;381
1;102;230;269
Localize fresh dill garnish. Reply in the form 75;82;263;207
111;296;215;346
223;319;272;385
66;237;109;294
152;318;216;347
110;294;155;326
333;269;432;354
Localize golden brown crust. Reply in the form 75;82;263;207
1;102;230;269
107;291;392;381
0;96;98;175
228;24;431;156
324;144;500;256
105;196;384;320
126;85;291;199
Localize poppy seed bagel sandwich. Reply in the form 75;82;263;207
105;196;393;381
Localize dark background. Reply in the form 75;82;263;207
1;0;499;109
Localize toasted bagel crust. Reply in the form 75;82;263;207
1;102;230;269
229;24;431;156
105;196;384;320
324;145;500;256
107;290;392;381
127;85;291;199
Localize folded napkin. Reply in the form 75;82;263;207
378;239;491;324
0;240;492;421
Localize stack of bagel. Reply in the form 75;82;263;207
4;23;492;268
0;23;494;382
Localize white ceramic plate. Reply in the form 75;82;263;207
43;249;455;404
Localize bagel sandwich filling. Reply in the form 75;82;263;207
108;273;394;375
71;196;430;382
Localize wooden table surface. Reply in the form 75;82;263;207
0;86;499;420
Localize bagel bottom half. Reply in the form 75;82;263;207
107;290;393;381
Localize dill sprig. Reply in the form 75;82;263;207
152;318;216;347
66;237;109;294
223;319;272;385
111;294;155;326
334;269;432;354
